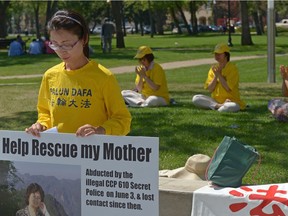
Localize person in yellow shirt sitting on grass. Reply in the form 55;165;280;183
121;46;170;107
25;10;131;137
192;43;246;112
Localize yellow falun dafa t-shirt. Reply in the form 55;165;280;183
204;62;246;110
37;60;131;135
135;62;170;104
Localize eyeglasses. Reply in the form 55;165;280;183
48;39;80;51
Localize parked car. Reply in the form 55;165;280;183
91;26;102;34
172;24;193;34
209;25;221;32
234;21;255;30
125;25;134;33
197;25;211;32
264;19;288;32
122;24;135;34
143;25;151;34
276;19;288;29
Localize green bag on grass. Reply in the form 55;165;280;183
206;136;259;187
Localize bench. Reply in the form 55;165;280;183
0;38;14;50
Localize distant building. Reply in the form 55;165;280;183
197;4;213;25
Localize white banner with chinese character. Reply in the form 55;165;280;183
0;130;159;216
192;183;288;216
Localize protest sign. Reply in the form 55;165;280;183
0;130;159;216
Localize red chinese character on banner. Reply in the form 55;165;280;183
229;185;288;216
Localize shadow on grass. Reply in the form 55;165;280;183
0;52;58;68
0;111;37;131
2;99;288;183
128;96;288;181
242;85;281;98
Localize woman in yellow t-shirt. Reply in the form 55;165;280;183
192;43;246;112
25;10;131;137
121;46;170;107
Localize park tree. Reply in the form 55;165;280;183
87;1;110;30
123;1;140;34
275;0;288;21
249;0;266;35
147;0;154;38
174;1;192;35
169;5;181;33
124;1;143;35
8;1;39;37
123;1;152;35
54;1;112;45
149;1;169;35
111;0;125;48
240;0;253;45
0;161;22;215
189;0;207;35
8;1;26;34
170;0;208;36
189;1;198;34
44;0;58;39
167;1;183;34
58;1;107;26
124;1;169;36
274;0;288;36
8;1;46;37
0;0;10;37
31;1;43;39
53;0;109;47
212;1;229;27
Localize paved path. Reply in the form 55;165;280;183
108;55;266;74
0;55;266;80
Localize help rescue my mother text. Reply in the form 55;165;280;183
2;138;152;162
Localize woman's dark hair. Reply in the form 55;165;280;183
224;52;230;61
47;10;90;58
25;183;45;205
144;53;154;63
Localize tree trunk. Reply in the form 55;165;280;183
138;10;144;36
259;13;264;34
0;161;21;215
154;9;166;35
240;1;253;45
33;2;41;39
252;11;262;35
175;2;192;35
0;1;10;37
189;1;198;35
148;0;154;38
44;0;58;39
111;0;125;48
170;7;181;33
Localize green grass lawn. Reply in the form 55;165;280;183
2;32;288;77
1;33;288;185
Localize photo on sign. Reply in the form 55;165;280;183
0;160;81;216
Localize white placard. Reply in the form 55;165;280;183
192;183;288;216
0;130;159;216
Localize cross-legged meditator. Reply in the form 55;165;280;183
121;46;170;107
192;43;246;112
